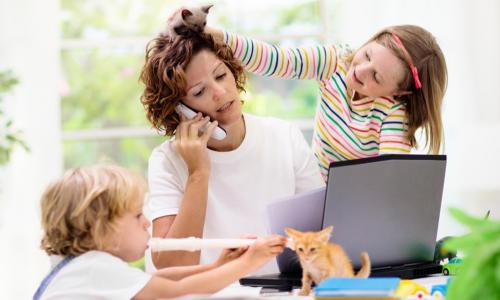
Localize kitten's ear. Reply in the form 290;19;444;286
324;225;334;234
201;4;214;14
286;238;296;251
181;9;193;20
284;228;298;250
319;226;333;243
284;227;301;238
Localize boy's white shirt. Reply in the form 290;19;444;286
41;251;151;300
145;113;324;274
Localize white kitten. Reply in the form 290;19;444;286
165;5;213;38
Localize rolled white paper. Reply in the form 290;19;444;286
149;237;256;252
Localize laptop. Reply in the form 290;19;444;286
240;154;446;290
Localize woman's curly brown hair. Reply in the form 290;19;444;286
140;32;246;136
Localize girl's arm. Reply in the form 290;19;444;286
151;115;218;268
378;103;412;154
206;27;338;81
134;236;287;300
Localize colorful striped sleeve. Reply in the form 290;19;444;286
378;103;412;154
223;31;338;81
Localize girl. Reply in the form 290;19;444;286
140;27;324;272
204;23;448;179
35;165;287;300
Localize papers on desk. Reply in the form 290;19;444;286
173;284;308;299
211;283;262;298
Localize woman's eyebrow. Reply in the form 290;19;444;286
186;81;202;92
187;63;224;91
212;62;224;73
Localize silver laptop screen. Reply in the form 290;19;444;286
323;155;446;268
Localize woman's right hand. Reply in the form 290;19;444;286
173;113;218;175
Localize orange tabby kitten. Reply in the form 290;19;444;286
285;226;371;295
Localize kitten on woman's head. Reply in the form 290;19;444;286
285;226;371;296
165;4;213;39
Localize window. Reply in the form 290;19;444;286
61;0;337;174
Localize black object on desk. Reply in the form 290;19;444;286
240;263;443;291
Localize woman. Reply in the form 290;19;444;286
140;31;323;273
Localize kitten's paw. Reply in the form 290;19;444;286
299;289;311;296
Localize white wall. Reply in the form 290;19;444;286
334;0;500;236
0;0;61;298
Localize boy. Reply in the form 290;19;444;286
35;165;286;299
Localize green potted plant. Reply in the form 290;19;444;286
445;207;500;300
0;70;28;165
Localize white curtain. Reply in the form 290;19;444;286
0;0;61;298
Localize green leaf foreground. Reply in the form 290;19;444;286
444;207;500;300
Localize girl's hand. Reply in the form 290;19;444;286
173;113;218;175
241;235;287;268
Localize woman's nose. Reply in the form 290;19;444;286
212;82;226;100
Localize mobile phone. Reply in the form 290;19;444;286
175;103;227;140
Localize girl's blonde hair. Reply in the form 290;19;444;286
40;164;146;256
350;25;447;153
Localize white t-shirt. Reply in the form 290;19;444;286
146;114;324;274
41;251;151;300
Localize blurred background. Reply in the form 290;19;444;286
1;0;499;298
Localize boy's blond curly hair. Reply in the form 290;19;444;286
40;164;146;256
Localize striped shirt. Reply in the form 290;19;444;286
223;31;411;180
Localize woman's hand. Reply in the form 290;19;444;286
173;113;218;175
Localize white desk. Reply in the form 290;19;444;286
203;275;450;299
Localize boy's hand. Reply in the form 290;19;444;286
214;235;256;266
215;247;248;267
242;235;287;268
